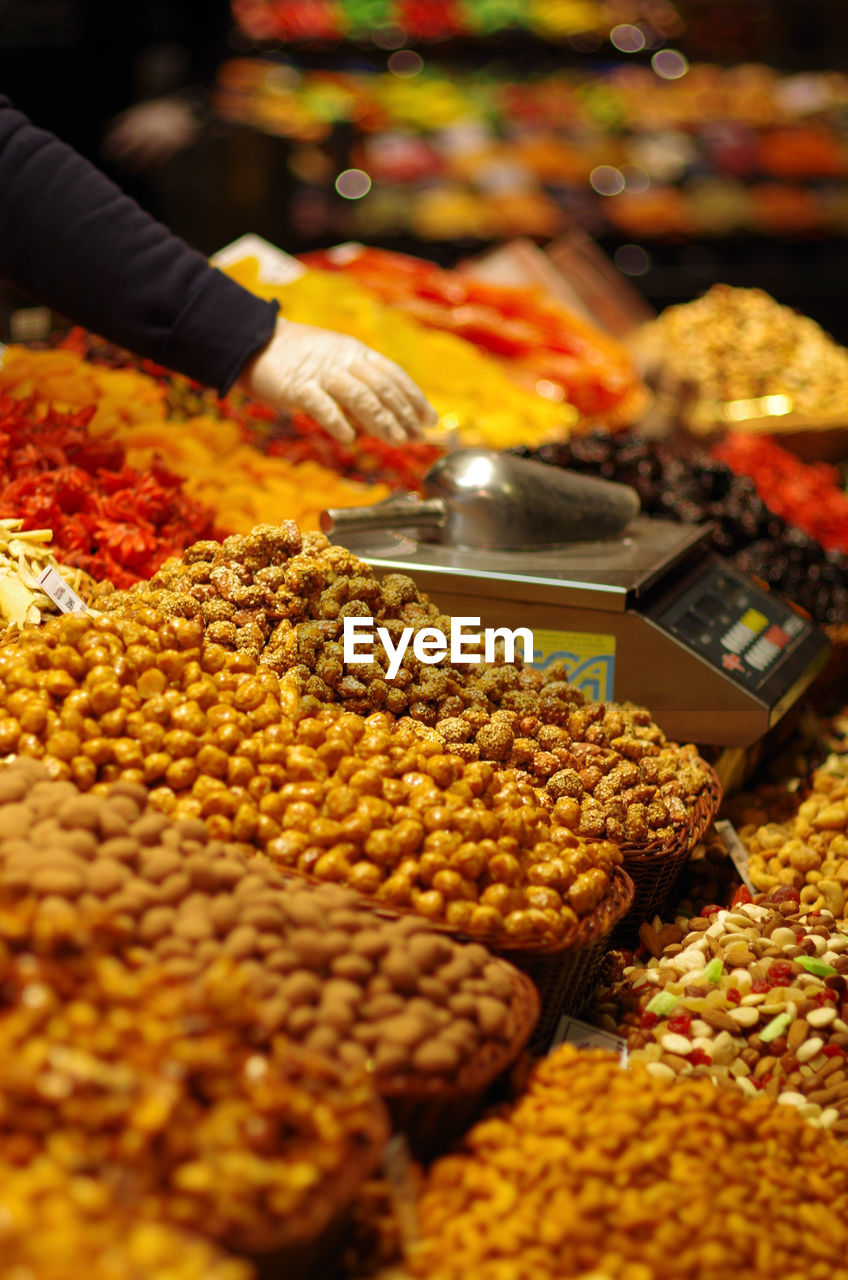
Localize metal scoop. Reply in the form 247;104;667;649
321;448;640;550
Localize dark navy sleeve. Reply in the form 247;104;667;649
0;96;278;394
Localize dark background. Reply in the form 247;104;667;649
4;0;848;341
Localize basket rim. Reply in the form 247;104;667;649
378;964;540;1102
272;860;635;957
614;765;723;863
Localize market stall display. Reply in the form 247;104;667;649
593;886;848;1132
0;345;392;540
14;0;848;1268
302;245;646;426
221;253;576;447
0;759;538;1139
231;0;682;43
519;431;848;627
215;61;848;245
410;1043;848;1280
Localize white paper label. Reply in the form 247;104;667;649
37;566;88;615
210;234;306;285
382;1135;419;1255
714;818;756;896
551;1014;628;1065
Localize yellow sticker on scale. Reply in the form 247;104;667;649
530;630;616;702
740;608;768;634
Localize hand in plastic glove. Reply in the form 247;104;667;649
102;98;200;171
240;316;438;444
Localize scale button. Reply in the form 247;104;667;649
746;637;781;671
721;621;752;653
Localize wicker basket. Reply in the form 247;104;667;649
243;1060;389;1279
611;765;723;944
253;1209;353;1280
380;965;539;1160
275;860;635;1058
493;867;634;1053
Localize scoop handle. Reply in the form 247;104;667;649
321;497;446;538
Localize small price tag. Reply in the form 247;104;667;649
714;818;756;896
550;1014;628;1065
37;566;88;615
382;1135;419;1257
211;234;306;285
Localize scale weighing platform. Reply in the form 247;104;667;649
333;518;830;748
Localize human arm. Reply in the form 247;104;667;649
0;94;275;394
0;96;435;439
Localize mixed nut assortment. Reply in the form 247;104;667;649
593;888;848;1132
411;1045;848;1280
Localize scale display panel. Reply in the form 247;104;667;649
653;562;810;691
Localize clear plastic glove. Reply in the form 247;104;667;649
102;98;200;171
240;316;438;443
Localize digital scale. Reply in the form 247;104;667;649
331;518;830;749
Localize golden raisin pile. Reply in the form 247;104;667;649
0;940;387;1255
0;1155;251;1280
411;1045;848;1280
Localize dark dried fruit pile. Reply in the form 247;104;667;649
514;432;848;626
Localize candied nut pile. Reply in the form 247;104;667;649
653;283;848;416
739;757;848;912
592;888;848;1132
104;528;715;849
434;673;714;845
0;608;622;944
0;1155;251;1280
261;707;621;942
0;940;387;1255
0;759;534;1086
108;525;452;697
411;1044;848;1280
